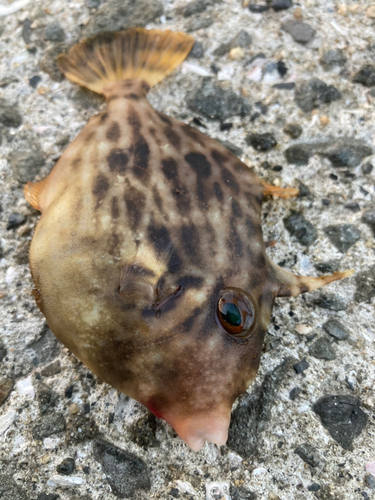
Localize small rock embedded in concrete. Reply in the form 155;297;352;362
293;358;310;374
86;0;101;7
0;100;22;128
6;213;26;230
186;14;214;32
0;343;6;363
308;337;336;361
66;413;99;444
40;360;61;377
247;133;277;152
365;474;375;489
93;438;151;498
344;202;360;212
320;50;347;71
0;378;14;407
362;162;373;174
187;79;251;120
36;382;58;414
324;224;361;253
29;75;42;88
184;0;207;17
354;265;375;303
284;144;311;165
32;413;66;440
271;0;292;11
362;209;375;235
312;293;347;311
283;211;317;246
323;319;349;341
323;142;373;168
282;20;316;44
44;23;65;42
273;82;295;90
249;4;269;13
314;260;340;274
213;30;252;56
295;78;341;113
289;387;302;400
230;485;257;500
29;326;61;365
294;443;325;467
11;149;45;184
312;395;368;450
22;18;32;44
169;487;180;498
307;483;321;492
352;65;375;87
36;494;59;500
129;412;159;448
188;40;205;59
56;457;75;475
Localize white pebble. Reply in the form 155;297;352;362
0;410;16;434
16;376;34;398
182;62;211;77
5;267;18;285
252;467;267;476
298;404;310;413
47;475;85;487
43;437;61;449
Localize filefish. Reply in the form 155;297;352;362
24;28;353;451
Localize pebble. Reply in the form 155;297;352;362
40;359;61;377
44;23;65;42
247;133;277;152
324;224;361;253
6;213;26;230
169;487;180;498
249;5;269;13
0;410;17;434
294;443;325;467
308;337;336;361
0;100;22;128
56;457;75;475
0;378;14;407
320;50;347;71
307;484;321;492
187;79;251;120
312;293;347;311
16;375;34;397
271;0;292;11
324;141;373;168
362;162;373;174
353;65;375;87
289;387;302;400
93;438;151;497
186;15;214;32
283;123;302;138
282;20;316;44
312;395;368;450
283;211;317;246
47;475;85;487
184;0;207;17
11;149;45;184
36;494;59;500
344;201;360;212
86;0;101;7
188;40;205;59
272;82;295;90
295;78;341;113
129;412;159;448
284;144;312;165
367;6;375;18
213;30;252;57
293;358;310;374
30;326;61;365
36;381;58;414
29;75;41;88
362;209;375;235
32;413;66;440
354;265;375;303
365;474;375;489
323;319;349;341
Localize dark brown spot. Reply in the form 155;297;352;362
245;217;259;238
106;122;120;142
180;307;203;332
231;199;242;218
164;126;181;150
185;152;211;178
85;131;95;143
128;107;141;131
71;157;82;169
125;185;146;231
256;254;266;268
220;165;240;195
180;224;200;261
100;112;108;123
107;148;129;173
124;93;140;101
108;233;120;256
162;158;191;213
213;182;224;203
141;81;150;92
147;221;182;273
92;174;109;208
122;80;134;88
300;284;309;294
162;158;178;180
158;113;172;126
152;186;163;213
227;216;243;258
177;276;204;290
111;197;119;219
197;182;209;211
133;136;150;181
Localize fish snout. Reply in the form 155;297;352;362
168;412;231;452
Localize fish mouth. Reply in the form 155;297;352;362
166;411;231;452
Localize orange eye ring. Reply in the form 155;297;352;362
216;287;256;338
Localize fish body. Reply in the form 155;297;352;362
25;29;353;451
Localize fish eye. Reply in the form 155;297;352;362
216;288;256;338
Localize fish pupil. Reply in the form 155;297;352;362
221;303;242;327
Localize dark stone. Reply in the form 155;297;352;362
289;387;302;401
213;30;252;56
284;144;311;165
65;385;74;398
323;319;349;341
324;224;361;253
282;20;316;44
36;494;59;500
186;14;214;32
0;473;28;500
294;443;325;467
56;458;75;475
353;65;375;87
184;0;208;17
36;382;58;414
11;149;45;183
44;23;65;42
295;78;341;113
308;337;336;361
354;265;375;303
0;378;14;407
324;143;373;168
230;485;257;500
40;43;68;82
227;358;292;458
6;213;26;230
40;360;61;377
129;412;159;448
320;50;347;70
187;79;251;120
283;211;317;246
93;438;151;498
0;343;6;363
312;293;347;311
29;75;42;88
296;181;311;198
307;484;321;492
85;0;164;35
344;202;360;212
271;0;292;11
169;488;180;498
365;474;375;489
362;162;373;174
277;60;288;77
66;414;99;444
247;133;277;152
0;100;22;128
249;5;269;13
188;41;204;59
362;209;375;235
293;358;310;374
273;82;295;90
86;0;101;7
22;18;32;44
29;325;61;365
32;413;66;440
312;395;368;450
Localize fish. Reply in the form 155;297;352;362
24;28;354;452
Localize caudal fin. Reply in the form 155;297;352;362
56;28;194;95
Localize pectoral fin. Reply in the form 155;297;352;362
24;179;48;212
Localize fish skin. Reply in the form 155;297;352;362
29;78;278;423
